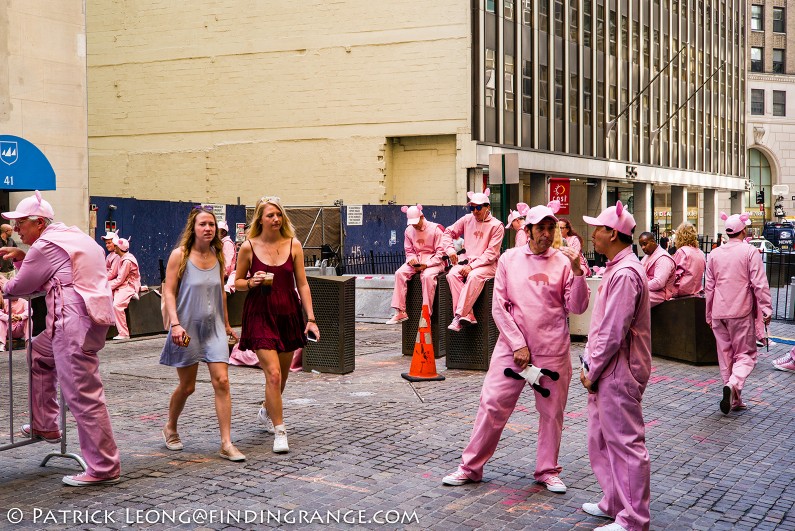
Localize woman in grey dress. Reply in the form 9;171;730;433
160;207;244;462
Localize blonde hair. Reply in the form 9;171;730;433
175;208;224;282
247;196;295;240
552;224;563;249
675;222;699;248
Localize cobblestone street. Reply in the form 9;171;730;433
1;322;794;530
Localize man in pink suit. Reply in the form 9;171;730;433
443;189;504;331
442;201;589;492
386;204;445;324
580;201;651;531
101;231;120;280
109;237;141;340
0;191;121;486
638;232;675;307
705;212;772;414
219;221;237;281
0;276;30;351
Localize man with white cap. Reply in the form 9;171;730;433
101;231;120;281
218;221;237;281
386;204;445;324
109;236;141;340
442;200;589;492
580;201;651;531
442;188;504;331
706;212;772;414
0;191;121;486
505;203;528;248
0;224;18;279
638;232;675;307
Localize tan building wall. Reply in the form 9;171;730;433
87;1;473;207
1;2;89;229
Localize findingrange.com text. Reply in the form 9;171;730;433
5;508;420;526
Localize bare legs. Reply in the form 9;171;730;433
256;349;293;425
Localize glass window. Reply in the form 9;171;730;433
747;148;772;210
505;0;514;21
505;55;515;112
583;0;592;47
569;0;578;41
570;73;579;123
773;49;785;73
621;16;628;51
523;0;533;26
539;65;549;117
540;0;549;31
773;90;786;116
486;0;496;13
609;10;616;56
555;69;564;120
486;48;496;108
609;84;617;117
751;47;763;72
643;26;650;66
751;5;762;31
596;6;604;50
773;7;786;33
584;79;592;126
751;89;764;115
555;0;564;35
522;60;533;114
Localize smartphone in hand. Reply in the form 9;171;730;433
306;330;318;342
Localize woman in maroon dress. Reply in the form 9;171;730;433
235;196;319;453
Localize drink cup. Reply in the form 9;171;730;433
262;272;274;287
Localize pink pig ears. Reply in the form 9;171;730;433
720;212;728;221
467;191;474;199
401;206;409;213
547;200;561;214
616;200;624;216
516;202;529;216
416;204;423;211
484;188;491;196
35;190;43;204
739;213;750;223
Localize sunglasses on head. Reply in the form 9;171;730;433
193;205;213;212
469;204;488;212
260;196;281;204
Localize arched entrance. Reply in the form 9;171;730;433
747;148;773;233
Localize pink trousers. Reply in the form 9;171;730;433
112;285;137;337
459;343;571;482
391;264;444;314
30;301;121;479
587;364;651;531
447;263;497;318
712;315;757;395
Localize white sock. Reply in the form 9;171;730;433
274;423;286;433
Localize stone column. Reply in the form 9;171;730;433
585;179;607;253
730;190;746;214
530;172;547;204
702;188;719;240
633;182;652;236
671;185;688;230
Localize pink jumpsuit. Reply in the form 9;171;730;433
0;297;29;345
105;252;120;281
583;246;652;531
5;223;120;480
672;245;706;298
457;246;589;482
641;245;675;307
391;221;445;314
222;236;236;279
514;228;528;248
442;213;504;318
705;239;772;404
109;253;141;338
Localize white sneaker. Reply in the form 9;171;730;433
447;316;463;332
594;524;627;531
385;311;409;325
257;406;276;434
582;502;612;519
442;469;474;486
273;426;289;453
112;335;129;340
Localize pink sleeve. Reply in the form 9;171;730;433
223;242;236;277
673;250;687;287
110;259;131;290
648;257;675;291
491;256;526;352
442;217;466;256
569;237;582;254
705;257;715;323
428;226;446;268
404;228;418;263
4;244;64;297
565;273;590;315
749;249;773;317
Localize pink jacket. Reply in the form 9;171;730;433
493;246;590;358
584;246;652;388
514;229;528;248
672;245;706;298
106;252;120;280
705;238;772;322
222;236;236;278
442;213;504;270
404;221;445;268
641;245;675;299
109;252;141;292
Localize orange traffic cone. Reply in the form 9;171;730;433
401;304;445;382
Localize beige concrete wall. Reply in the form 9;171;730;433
2;1;89;229
387;135;459;205
87;1;472;206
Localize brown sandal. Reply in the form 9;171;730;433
162;428;183;451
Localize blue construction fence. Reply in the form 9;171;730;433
91;197;247;286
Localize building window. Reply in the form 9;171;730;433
485;48;496;108
505;0;514;21
555;0;564;36
773;49;785;73
505;55;515;112
751;89;764;115
609;10;616;56
555;69;564;120
621;16;628;53
540;0;549;31
609;84;617;117
583;0;592;47
584;80;592;126
539;65;549;117
569;0;578;41
596;5;604;50
523;0;533;25
751;5;763;31
773;7;786;33
570;73;579;123
522;60;532;114
747;149;772;210
773;90;786;116
751;47;763;72
486;0;495;13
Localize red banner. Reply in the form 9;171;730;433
549;178;570;215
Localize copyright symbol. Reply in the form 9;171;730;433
7;508;23;524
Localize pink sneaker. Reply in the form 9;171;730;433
773;354;795;373
447;316;463;332
442;469;475;486
537;475;567;493
386;311;409;325
459;313;478;326
62;472;121;486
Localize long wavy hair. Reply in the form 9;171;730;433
675;222;699;248
558;217;584;248
247;196;296;240
175;208;224;282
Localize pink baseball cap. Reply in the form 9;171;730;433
520;200;561;226
401;204;423;225
583;201;636;236
505;203;529;228
721;212;751;235
100;231;118;241
116;237;130;252
217;221;229;232
467;188;491;205
2;190;54;220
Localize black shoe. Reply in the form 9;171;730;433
720;385;732;415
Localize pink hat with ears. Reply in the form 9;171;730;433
721;211;752;235
583;200;636;236
467;188;491;205
2;190;55;220
116;236;131;252
522;200;562;225
401;204;423;225
504;202;529;228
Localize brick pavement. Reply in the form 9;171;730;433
0;322;794;530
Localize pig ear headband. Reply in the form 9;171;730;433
616;200;624;217
416;204;423;212
467;191;474;200
484;188;491;197
516;203;530;217
35;190;43;205
401;206;409;213
547;200;561;214
720;212;728;221
740;213;751;226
